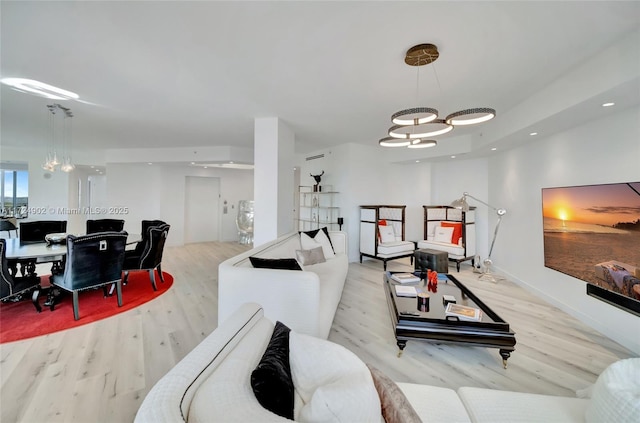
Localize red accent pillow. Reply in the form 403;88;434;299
377;220;387;242
441;222;462;244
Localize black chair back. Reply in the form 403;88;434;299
19;221;67;244
53;232;127;291
0;220;18;238
0;239;14;298
132;220;167;256
139;224;170;270
0;239;41;311
86;219;125;234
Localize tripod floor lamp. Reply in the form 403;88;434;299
451;193;507;283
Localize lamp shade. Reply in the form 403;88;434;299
450;195;470;211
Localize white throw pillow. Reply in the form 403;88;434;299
289;331;382;423
378;225;396;243
434;226;454;243
586;358;640;423
300;231;335;259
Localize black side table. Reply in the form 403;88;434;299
414;248;448;273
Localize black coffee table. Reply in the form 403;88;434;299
384;271;516;368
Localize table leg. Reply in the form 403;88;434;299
397;340;407;357
499;349;511;369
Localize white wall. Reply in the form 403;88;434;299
431;158;491;259
489;105;640;354
296;143;434;262
106;163;253;245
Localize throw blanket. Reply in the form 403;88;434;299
601;263;630;289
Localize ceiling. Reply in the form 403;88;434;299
1;1;639;163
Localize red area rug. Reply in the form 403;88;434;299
0;271;173;344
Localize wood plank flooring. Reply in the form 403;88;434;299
1;242;635;422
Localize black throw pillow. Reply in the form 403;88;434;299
250;321;294;419
299;226;335;253
249;256;302;271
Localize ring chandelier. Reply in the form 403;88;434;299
379;44;496;149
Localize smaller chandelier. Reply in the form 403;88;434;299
43;103;75;173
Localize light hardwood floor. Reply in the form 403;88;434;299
1;242;635;422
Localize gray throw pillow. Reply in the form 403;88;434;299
295;246;326;266
367;364;422;423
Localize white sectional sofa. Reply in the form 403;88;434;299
218;230;348;339
136;303;640;423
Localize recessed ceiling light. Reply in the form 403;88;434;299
147;162;152;165
190;162;195;165
229;161;234;164
491;147;497;151
602;102;615;107
415;160;420;163
1;77;79;100
451;155;456;159
204;166;208;169
529;132;538;136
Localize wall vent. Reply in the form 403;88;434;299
305;154;325;161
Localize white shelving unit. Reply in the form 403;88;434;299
296;185;340;231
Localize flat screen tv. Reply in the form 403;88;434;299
542;181;640;316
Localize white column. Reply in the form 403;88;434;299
253;117;295;246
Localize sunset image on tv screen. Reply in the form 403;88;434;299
542;182;640;310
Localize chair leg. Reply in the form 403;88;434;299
31;288;42;313
72;291;80;320
115;279;123;307
148;269;158;291
123;270;130;285
157;264;165;283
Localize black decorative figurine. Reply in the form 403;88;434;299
310;170;324;192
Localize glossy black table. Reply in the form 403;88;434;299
383;271;516;368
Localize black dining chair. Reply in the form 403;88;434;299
0;239;42;312
122;221;170;291
86;219;125;234
49;231;127;320
19;220;67;244
0;219;19;238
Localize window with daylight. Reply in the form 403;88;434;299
1;163;29;218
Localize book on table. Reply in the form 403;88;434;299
394;285;418;297
390;272;421;284
445;303;483;321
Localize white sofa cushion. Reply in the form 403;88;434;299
289;331;382;422
585;358;640;423
457;387;589;423
218;231;348;339
397;382;471;423
378;241;414;256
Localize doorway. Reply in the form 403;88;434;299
184;176;220;243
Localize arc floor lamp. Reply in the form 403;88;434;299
451;193;507;283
